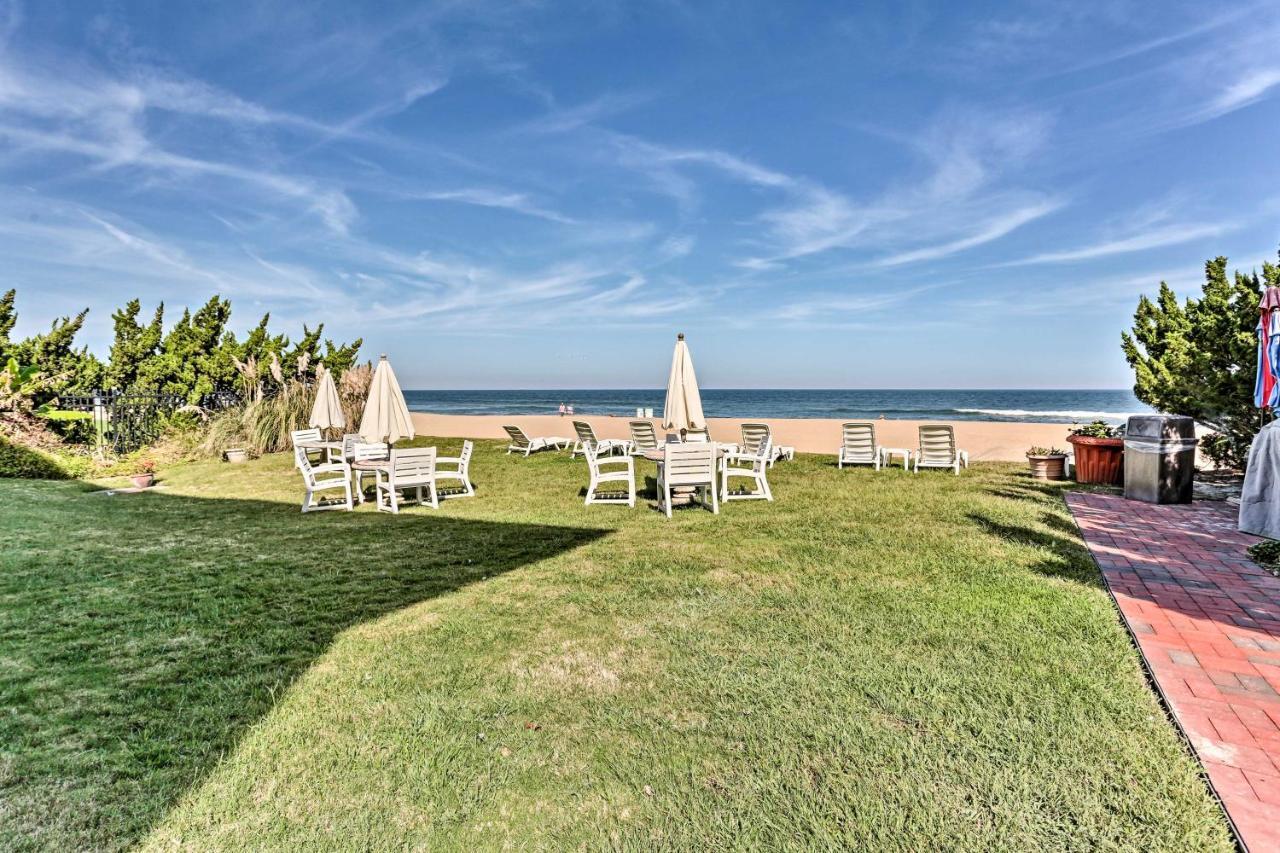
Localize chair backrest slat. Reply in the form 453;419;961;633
459;440;473;467
391;447;435;482
573;420;597;445
741;422;771;455
664;444;715;484
918;425;956;461
842;422;876;455
682;427;709;443
291;427;322;447
629;420;658;450
503;425;530;447
353;442;389;462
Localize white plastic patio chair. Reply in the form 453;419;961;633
740;422;792;468
351;441;389;503
629;420;659;455
570;420;630;459
658;442;718;518
914;425;966;475
837;422;880;469
339;432;363;462
503;425;570;457
583;439;636;507
434;440;475;497
375;447;438;513
681;427;710;443
291;427;326;464
294;447;352;513
722;433;773;502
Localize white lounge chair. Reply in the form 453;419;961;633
629;420;659;455
375;447;438;513
583;439;636;507
571;420;630;459
681;427;710;443
435;440;475;497
837;422;880;469
295;447;352;513
740;422;793;468
914;425;967;475
350;441;389;503
658;442;718;518
503;425;570;457
722;433;773;501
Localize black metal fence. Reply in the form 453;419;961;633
61;387;244;453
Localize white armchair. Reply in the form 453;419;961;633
295;447;352;513
583;440;636;507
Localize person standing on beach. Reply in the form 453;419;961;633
559;402;566;416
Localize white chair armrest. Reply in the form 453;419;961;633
313;462;351;474
435;456;462;464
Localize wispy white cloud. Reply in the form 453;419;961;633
1006;222;1231;265
1204;67;1280;119
873;200;1062;267
402;187;577;224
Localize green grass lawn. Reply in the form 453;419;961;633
0;440;1231;850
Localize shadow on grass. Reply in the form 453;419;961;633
0;482;607;851
967;510;1105;589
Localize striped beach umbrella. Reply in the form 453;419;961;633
1255;287;1280;409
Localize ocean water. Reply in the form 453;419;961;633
403;389;1154;424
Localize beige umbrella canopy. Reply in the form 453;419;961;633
662;332;705;432
308;365;345;435
359;355;416;444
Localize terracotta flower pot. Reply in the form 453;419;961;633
1027;454;1067;480
1068;435;1124;485
130;473;155;489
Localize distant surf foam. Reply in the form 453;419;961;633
954;408;1138;422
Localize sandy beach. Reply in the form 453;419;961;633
410;412;1080;462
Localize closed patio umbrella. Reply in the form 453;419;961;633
1256;286;1280;410
662;332;705;433
359;354;415;444
308;365;345;435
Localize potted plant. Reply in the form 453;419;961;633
1026;446;1068;480
1067;420;1124;485
130;458;157;489
224;447;249;464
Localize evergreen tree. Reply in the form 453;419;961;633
106;300;165;390
323;336;363;375
11;308;105;401
1122;251;1278;467
0;289;15;361
140;296;234;402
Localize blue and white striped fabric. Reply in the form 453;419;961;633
1255;311;1280;409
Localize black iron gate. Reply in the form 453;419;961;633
60;387;242;453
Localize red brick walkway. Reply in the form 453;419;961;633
1066;492;1280;851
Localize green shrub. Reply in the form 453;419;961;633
1199;432;1234;469
1249;540;1280;577
1069;420;1119;438
0;435;73;479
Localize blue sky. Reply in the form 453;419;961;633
1;0;1278;389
